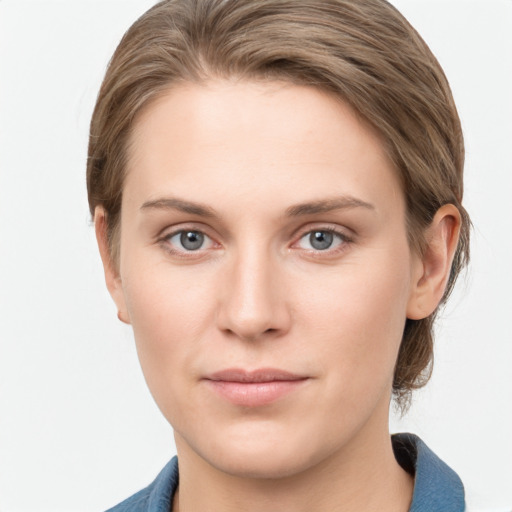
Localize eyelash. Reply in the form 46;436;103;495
291;225;353;259
157;225;353;259
157;227;219;259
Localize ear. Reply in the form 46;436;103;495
407;204;462;320
94;207;131;324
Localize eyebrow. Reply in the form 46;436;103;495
140;197;217;217
140;195;375;217
285;196;375;216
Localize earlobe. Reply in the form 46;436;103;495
406;204;461;320
94;207;131;325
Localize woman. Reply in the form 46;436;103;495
87;0;471;510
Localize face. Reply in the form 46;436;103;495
110;80;424;478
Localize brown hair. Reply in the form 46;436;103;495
87;0;470;408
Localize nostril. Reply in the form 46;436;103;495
222;325;281;342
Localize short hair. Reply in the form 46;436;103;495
87;0;470;409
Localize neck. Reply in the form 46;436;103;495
173;416;413;512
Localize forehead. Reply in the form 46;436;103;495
124;80;403;217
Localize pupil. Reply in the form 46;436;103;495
310;231;333;250
180;231;204;250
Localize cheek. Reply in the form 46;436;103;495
296;249;412;391
120;259;217;406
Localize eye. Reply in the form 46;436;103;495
297;229;347;251
165;230;213;252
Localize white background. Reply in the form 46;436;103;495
0;1;511;510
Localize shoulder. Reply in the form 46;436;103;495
104;456;179;512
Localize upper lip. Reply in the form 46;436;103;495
206;368;308;383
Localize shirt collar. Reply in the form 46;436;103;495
393;433;465;512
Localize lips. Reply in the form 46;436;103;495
203;368;309;407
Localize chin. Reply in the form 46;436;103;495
210;443;317;480
179;419;335;480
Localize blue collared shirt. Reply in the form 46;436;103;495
105;433;465;511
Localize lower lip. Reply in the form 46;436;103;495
205;379;308;407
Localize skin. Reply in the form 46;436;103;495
96;80;460;512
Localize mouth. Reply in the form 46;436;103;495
203;368;310;407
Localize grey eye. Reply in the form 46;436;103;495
179;231;205;250
309;231;334;250
297;229;346;252
165;229;215;254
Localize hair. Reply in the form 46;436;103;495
87;0;470;409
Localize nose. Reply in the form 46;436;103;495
216;244;291;341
